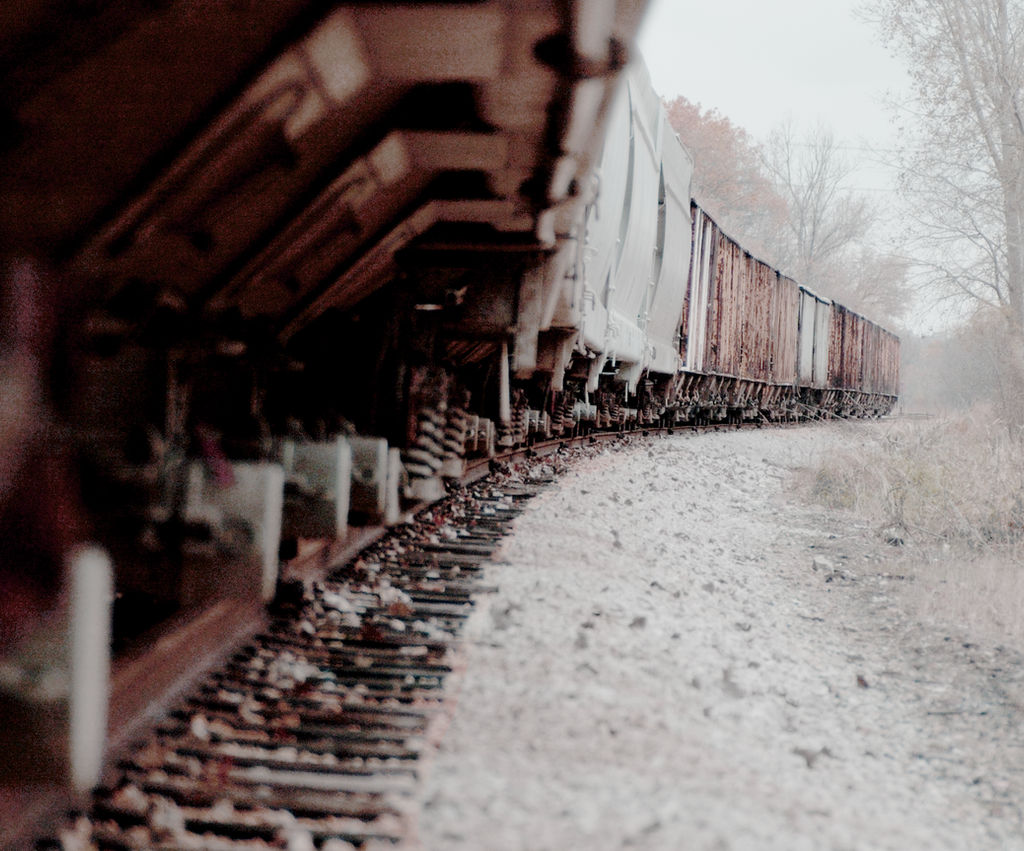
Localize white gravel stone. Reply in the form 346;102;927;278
417;423;1024;850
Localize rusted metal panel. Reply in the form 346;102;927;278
849;310;867;389
738;256;757;379
739;257;759;379
797;287;816;384
718;229;744;377
862;321;877;393
882;329;901;396
861;323;900;397
813;298;831;388
723;231;744;376
830;305;871;390
772;275;800;385
703;222;727;374
704;225;721;373
694;207;797;385
710;233;731;375
749;258;776;381
865;321;884;394
840;308;860;390
828;305;846;388
679;214;693;365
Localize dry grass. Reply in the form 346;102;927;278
914;554;1024;645
807;411;1024;550
803;411;1024;645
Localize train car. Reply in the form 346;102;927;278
680;204;802;422
862;321;901;413
822;304;899;417
828;305;875;416
571;60;694;425
0;1;650;835
0;2;898;839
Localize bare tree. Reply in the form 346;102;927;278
760;122;874;284
757;121;910;325
818;249;913;325
667;97;911;326
868;0;1024;342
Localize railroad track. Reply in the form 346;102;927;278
44;460;560;849
40;420;835;848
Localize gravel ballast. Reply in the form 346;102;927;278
418;424;1024;850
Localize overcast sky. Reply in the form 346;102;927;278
636;0;912;194
632;0;973;334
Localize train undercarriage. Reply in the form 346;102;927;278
0;0;898;841
55;253;896;653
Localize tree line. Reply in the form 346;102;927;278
667;0;1024;418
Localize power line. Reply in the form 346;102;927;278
778;141;939;155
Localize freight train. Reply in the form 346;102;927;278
0;0;897;836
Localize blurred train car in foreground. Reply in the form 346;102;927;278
0;1;647;836
0;0;897;840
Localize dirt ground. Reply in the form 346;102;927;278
416;422;1024;850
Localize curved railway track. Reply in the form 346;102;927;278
37;420;819;850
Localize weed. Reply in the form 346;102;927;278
802;412;1024;552
799;413;1024;646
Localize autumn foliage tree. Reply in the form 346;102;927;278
664;96;788;262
